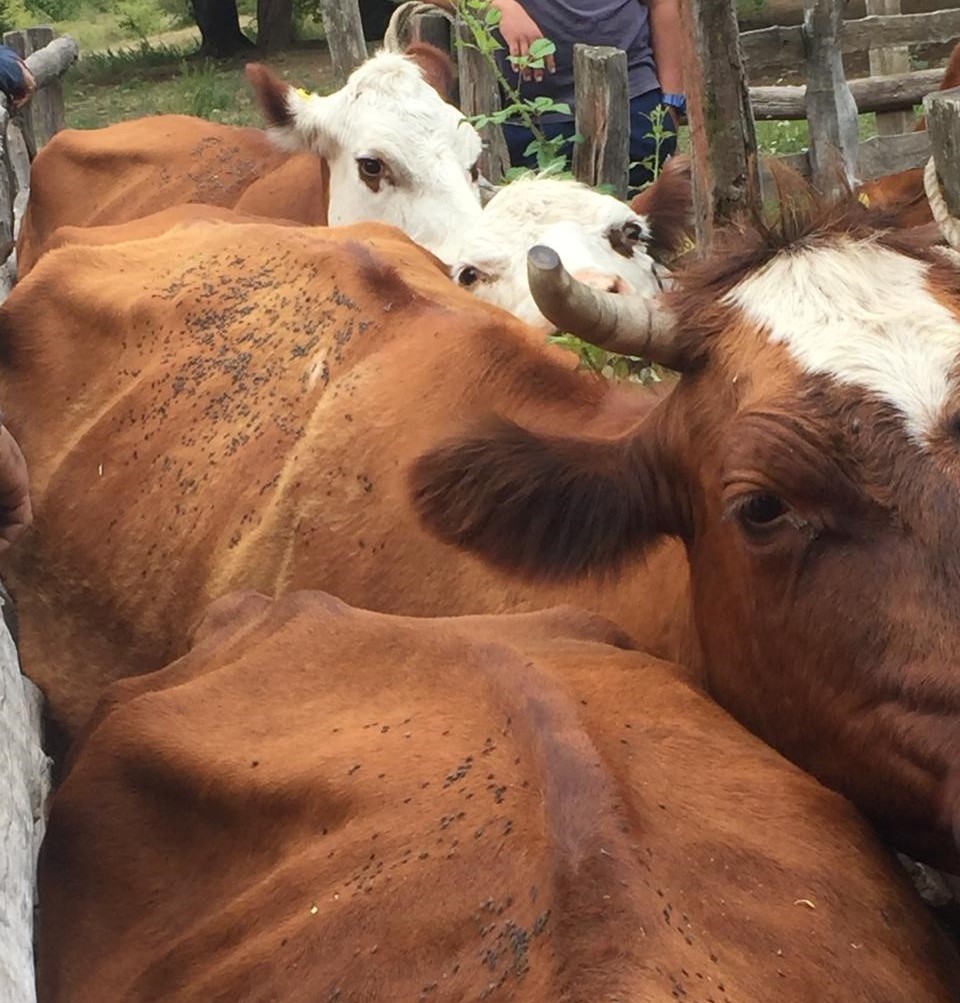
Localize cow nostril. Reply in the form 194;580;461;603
572;269;633;295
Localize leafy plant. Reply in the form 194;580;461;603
628;102;675;195
455;0;578;175
113;0;175;42
180;57;235;118
547;333;664;385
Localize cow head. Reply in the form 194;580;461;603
246;45;482;261
449;175;685;329
411;197;960;868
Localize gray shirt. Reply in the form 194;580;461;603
495;0;659;122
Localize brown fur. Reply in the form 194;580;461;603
15;113;309;276
16;43;451;277
410;193;960;870
0;218;690;742
405;41;456;103
36;591;960;1002
244;61;290;128
629;153;694;259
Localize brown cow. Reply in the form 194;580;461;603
410;194;960;871
37;590;960;1002
16;43;482;274
0;217;690;747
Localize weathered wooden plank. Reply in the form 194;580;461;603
924;84;960;217
803;0;859;196
8;122;30;242
0;609;50;1003
571;45;629;199
773;128;931;180
679;0;761;253
411;9;452;51
867;0;914;135
455;16;509;184
750;67;941;119
857;127;930;177
742;9;960;78
318;0;367;87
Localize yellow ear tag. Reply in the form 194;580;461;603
295;87;310;99
857;191;871;208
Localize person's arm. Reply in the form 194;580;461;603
489;0;555;81
0;47;35;109
646;0;685;117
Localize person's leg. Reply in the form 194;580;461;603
628;89;679;191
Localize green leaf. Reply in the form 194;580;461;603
528;38;556;58
484;6;502;26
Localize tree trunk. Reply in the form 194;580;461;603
257;0;294;51
190;0;255;57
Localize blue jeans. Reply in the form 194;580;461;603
502;88;678;191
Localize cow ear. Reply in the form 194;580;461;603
629;154;694;261
403;42;455;102
245;63;333;154
409;413;687;581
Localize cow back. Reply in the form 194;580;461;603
37;592;960;1002
0;219;690;735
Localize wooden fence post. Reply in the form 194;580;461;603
802;0;859;197
411;9;452;51
455;17;509;184
679;0;761;254
572;45;629;198
866;0;914;135
924;84;960;216
319;0;367;87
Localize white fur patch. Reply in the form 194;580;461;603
270;51;483;260
452;176;666;329
724;238;960;443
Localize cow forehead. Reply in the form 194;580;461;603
325;58;481;168
483;177;645;234
723;239;960;444
458;178;649;265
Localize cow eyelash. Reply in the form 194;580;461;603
725;491;790;537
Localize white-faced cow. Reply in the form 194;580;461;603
16;43;482;273
410;193;960;872
450;162;691;330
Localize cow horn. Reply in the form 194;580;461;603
526;245;687;371
924;157;960;252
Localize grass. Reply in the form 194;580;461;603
63;44;337;130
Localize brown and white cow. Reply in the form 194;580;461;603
37;590;960;1002
410;196;960;870
16;43;482;274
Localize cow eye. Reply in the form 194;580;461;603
733;493;788;535
358;158;384;179
456;265;480;288
621;221;646;244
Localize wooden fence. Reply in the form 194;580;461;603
372;0;960;193
0;28;77;294
0;27;75;1003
